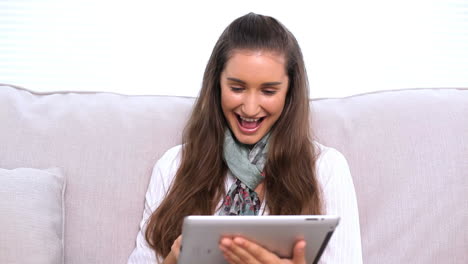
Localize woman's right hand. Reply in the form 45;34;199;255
220;236;307;264
163;235;182;264
171;235;183;259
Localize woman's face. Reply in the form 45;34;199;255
220;50;289;145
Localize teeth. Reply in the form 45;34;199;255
239;116;260;122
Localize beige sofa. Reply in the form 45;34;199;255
0;84;467;263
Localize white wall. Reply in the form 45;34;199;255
0;0;467;98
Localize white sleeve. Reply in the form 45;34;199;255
316;147;363;264
127;146;182;264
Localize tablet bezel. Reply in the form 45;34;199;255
178;215;340;264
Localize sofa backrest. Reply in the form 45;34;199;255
1;85;467;263
312;89;468;263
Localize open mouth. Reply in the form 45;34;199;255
236;114;266;132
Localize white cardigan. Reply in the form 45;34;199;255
128;143;363;263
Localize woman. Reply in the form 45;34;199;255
128;13;362;264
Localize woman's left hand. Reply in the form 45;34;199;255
219;236;307;264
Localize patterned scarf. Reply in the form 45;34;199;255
219;129;270;215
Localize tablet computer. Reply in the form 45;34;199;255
178;215;340;264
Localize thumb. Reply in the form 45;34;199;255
292;240;307;264
172;235;183;258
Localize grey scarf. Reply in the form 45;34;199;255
223;129;270;190
219;129;270;215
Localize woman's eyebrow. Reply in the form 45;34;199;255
262;81;282;86
227;77;246;84
226;77;282;86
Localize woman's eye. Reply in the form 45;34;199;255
230;87;244;92
262;90;277;95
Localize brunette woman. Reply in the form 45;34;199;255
128;13;362;264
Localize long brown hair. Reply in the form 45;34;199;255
145;12;323;258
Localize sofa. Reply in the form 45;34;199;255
0;84;466;264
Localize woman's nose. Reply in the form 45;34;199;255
241;94;260;116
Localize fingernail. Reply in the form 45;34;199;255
221;238;231;247
234;237;244;245
300;241;306;250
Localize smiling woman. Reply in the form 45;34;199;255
220;50;289;145
128;13;362;264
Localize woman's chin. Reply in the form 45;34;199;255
231;129;264;145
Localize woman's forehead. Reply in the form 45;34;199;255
227;49;286;63
223;50;286;75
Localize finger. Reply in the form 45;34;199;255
219;238;244;264
232;237;273;263
291;240;307;264
223;247;244;264
171;235;183;258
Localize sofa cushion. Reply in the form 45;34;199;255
312;88;468;263
0;85;194;263
0;167;65;264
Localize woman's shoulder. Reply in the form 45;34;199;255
313;142;347;164
312;141;351;188
149;145;183;188
154;145;183;170
159;144;183;161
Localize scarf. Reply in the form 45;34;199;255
219;129;270;215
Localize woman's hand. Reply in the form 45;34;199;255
219;236;307;264
163;235;182;264
171;235;183;259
